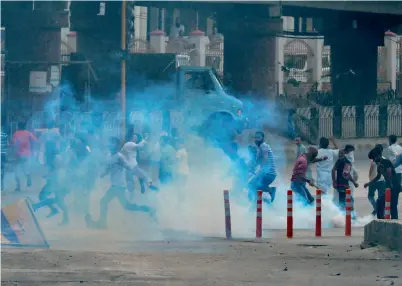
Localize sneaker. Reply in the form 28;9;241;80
149;184;159;191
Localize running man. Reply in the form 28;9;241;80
31;141;69;225
38;122;62;171
332;145;358;211
364;146;401;219
121;130;157;194
12;122;37;191
295;137;327;188
295;136;307;158
367;144;386;216
91;137;156;228
388;135;402;188
159;135;177;185
248;131;277;204
316;137;340;194
290;147;318;205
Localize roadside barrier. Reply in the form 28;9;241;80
384;188;391;220
315;189;322;237
287;190;293;238
223;190;232;240
223;187;357;241
256;190;263;239
345;189;352;237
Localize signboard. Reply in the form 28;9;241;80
1;199;49;248
29;71;47;93
50;65;60;87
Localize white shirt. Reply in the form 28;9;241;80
176;148;190;175
108;152;127;187
388;143;402;174
120;140;146;168
170;24;185;38
316;148;339;172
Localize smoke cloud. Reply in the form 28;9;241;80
6;77;371;251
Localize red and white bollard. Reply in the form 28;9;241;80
384;188;391;220
223;190;232;240
287;190;293;239
345;189;352;237
315;189;322;237
256;190;263;239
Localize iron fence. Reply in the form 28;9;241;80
205;38;224;73
295;104;402;141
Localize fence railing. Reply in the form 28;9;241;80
5;103;402;144
295;104;402;142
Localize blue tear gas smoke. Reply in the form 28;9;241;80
9;79;371;250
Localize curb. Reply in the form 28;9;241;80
362;220;402;252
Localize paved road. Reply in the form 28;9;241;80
2;232;402;285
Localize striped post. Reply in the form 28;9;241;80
315;189;322;237
384;188;391;220
345;189;352;237
256;190;263;239
287;190;293;239
223;190;232;240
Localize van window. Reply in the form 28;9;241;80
184;71;215;92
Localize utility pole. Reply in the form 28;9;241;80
121;0;126;141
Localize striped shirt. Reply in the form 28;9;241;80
256;142;277;177
1;132;8;154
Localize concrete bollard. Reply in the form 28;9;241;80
384;188;391;220
287;190;293;239
345;189;352;236
256;190;263;239
315;189;322;237
223;190;232;240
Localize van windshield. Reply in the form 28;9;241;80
211;68;225;91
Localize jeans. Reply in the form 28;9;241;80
336;188;355;213
15;156;32;189
368;181;386;213
376;188;400;219
126;166;148;197
33;180;69;223
290;181;314;205
248;172;276;204
98;185;155;226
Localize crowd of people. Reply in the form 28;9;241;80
0;121;191;228
1;120;401;227
292;135;402;219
